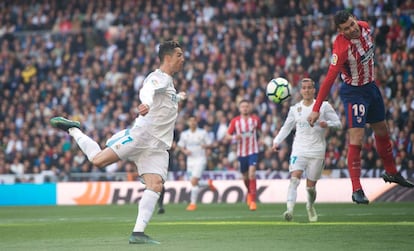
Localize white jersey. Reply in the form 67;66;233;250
134;69;182;149
273;100;341;159
177;128;212;163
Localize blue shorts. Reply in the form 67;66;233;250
339;81;385;128
238;154;258;173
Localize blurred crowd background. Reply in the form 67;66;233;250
1;0;414;182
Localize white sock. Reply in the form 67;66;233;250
306;186;316;208
190;186;200;204
69;128;101;161
133;189;160;232
287;177;300;212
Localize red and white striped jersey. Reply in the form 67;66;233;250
227;115;261;157
332;21;374;86
313;21;375;112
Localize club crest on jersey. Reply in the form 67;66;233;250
331;54;338;65
297;106;302;116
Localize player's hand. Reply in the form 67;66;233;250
138;104;149;116
183;149;192;156
319;121;328;128
178;92;187;101
234;134;242;141
272;143;280;152
307;111;320;127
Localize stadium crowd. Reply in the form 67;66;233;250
1;0;414;182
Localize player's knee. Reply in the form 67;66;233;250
148;182;163;193
290;177;300;188
91;158;105;168
191;178;199;186
91;149;119;168
91;156;112;168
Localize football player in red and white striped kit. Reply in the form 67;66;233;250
308;10;414;204
226;99;261;211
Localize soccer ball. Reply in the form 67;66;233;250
266;77;292;104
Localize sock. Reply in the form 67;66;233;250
190;185;200;204
348;144;362;192
69;128;101;161
287;177;300;212
133;189;159;232
158;186;165;208
375;134;397;175
249;179;257;202
306;186;316;208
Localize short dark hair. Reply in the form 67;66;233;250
239;99;250;106
334;10;352;27
158;40;181;63
300;78;315;88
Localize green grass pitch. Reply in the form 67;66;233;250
1;202;413;251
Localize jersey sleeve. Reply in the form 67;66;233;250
139;74;168;108
255;115;262;131
177;131;187;148
204;130;213;145
227;118;236;135
321;102;342;129
313;37;348;112
273;106;295;145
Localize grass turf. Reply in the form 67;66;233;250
1;202;413;251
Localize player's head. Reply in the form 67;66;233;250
187;115;197;130
335;10;360;39
238;99;251;116
158;40;184;74
299;78;316;101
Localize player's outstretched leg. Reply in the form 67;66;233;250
374;134;414;188
50;117;81;132
382;172;414;188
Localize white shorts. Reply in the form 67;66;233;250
106;128;169;181
187;158;207;179
289;156;324;181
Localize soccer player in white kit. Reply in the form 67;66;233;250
177;116;216;211
50;41;186;244
272;78;341;222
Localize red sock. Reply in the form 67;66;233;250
375;134;397;175
249;179;257;202
348;144;362;192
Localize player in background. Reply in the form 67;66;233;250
50;40;186;244
307;10;414;204
225;99;261;211
177;116;216;211
273;78;341;222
